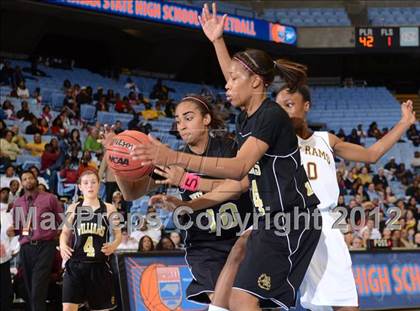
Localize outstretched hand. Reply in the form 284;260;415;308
98;124;116;149
131;134;177;166
199;2;227;43
153;165;186;186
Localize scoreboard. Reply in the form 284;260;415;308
356;27;419;49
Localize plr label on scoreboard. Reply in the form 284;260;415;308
356;27;400;49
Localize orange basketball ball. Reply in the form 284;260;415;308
106;130;153;180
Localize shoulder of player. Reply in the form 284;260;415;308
66;202;79;213
326;132;340;149
258;99;287;120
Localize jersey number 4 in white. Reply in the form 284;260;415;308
83;236;95;257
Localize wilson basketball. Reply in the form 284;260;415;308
106;130;153;180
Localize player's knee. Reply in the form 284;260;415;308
229;289;259;311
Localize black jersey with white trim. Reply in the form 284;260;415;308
179;135;254;244
236;99;319;214
71;200;110;262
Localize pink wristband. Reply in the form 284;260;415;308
181;173;200;192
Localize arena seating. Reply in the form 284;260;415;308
369;7;420;26
263;8;351;26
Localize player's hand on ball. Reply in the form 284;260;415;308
98;124;116;148
131;134;177;166
153;165;186;186
101;243;117;256
199;2;227;43
60;244;73;261
400;100;416;125
149;194;183;212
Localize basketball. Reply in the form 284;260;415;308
106;130;154;180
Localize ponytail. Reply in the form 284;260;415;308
274;59;307;92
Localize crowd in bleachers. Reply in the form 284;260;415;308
0;57;419;256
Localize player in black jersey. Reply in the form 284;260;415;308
131;7;321;311
59;169;121;311
145;94;254;304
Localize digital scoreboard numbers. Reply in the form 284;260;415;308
356;27;400;49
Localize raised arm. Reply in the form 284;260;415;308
331;100;416;163
199;2;231;81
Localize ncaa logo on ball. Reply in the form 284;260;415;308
108;154;129;166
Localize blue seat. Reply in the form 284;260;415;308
80;104;96;124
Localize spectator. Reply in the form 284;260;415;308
406;124;419;146
32;87;43;104
356;124;366;140
0;187;10;212
384;186;397;204
382;228;392;240
115;94;129;113
111;191;129;222
367;121;382;139
405;209;417;230
415;232;420;247
25;116;41;135
59;156;79;184
351;236;364;249
366;183;380;201
0;165;19;188
131;207;162;245
391;230;404;247
41;143;60;171
16;101;35;121
372;167;388;190
1;201;18;311
29;166;49;190
150;79;174;101
361;218;381;240
156;236;176;251
358;166;372;185
16;81;30;99
93;86;104;102
0;119;6;137
38;118;49;135
125;77;139;92
40;105;53;123
346;129;361;145
169;231;183;249
117;229;138;251
106;89;116;104
67;128;82;152
0;130;21;161
13;67;25;89
75;86;91;105
83;127;103;154
395;163;413;182
138;235;154;252
10;125;27;149
411;151;420;172
77;151;98;176
96;95;108;111
25;133;46;156
343;231;353;248
50;115;66;135
2;100;16;119
384;157;398;172
141;103;160;120
62;79;71;91
8;170;63;311
114;120;124;134
8;179;20;204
